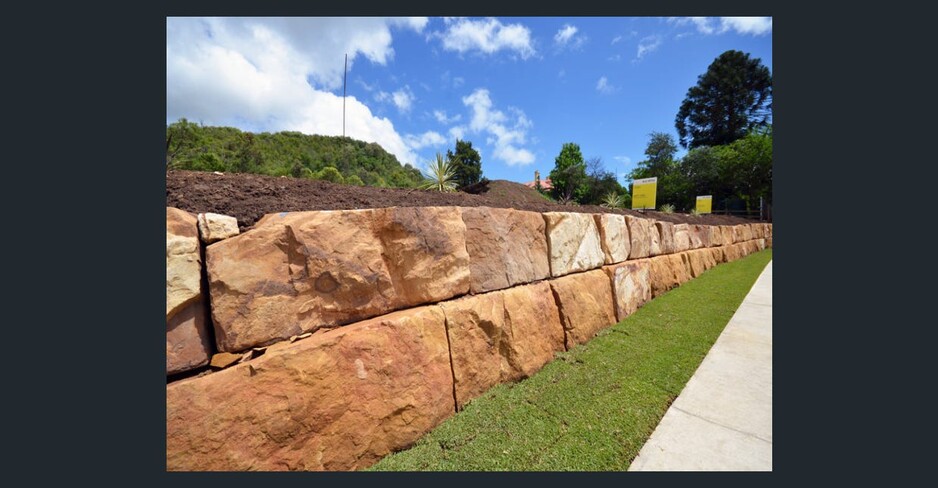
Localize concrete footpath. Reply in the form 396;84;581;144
629;260;772;471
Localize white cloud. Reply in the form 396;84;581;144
596;76;616;94
453;76;465;87
432;17;536;59
636;35;662;60
167;17;429;166
719;17;772;35
449;126;466;141
613;156;631;164
668;17;772;36
554;24;587;50
611;35;622;45
391;86;415;113
459;88;535;166
404;131;447;150
608;54;622;62
433;110;461;124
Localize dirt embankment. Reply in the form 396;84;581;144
166;170;756;231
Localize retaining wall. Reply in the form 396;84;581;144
166;205;771;470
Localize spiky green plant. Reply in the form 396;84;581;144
421;153;458;192
601;192;623;208
689;208;701;217
659;203;675;214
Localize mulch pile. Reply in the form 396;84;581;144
167;170;756;231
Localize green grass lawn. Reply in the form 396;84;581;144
369;249;772;471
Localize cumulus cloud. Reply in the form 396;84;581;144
433;110;461;124
554;24;587;50
611;35;622;45
404;131;447;150
668;17;772;36
636;35;662;60
450;88;535;166
167;17;429;166
391;86;415;112
431;17;536;59
596;76;616;94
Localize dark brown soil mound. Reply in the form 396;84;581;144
166;170;756;231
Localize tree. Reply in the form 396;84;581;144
581;157;625;205
549;143;588;202
314;166;345;184
717;128;772;217
628;132;692;210
422;153;458;192
166;118;202;168
675;50;772;149
445;139;483;189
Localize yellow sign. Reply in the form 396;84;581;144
632;177;657;210
696;195;712;214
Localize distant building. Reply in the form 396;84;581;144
524;170;552;191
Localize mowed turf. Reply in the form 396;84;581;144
369;249;773;471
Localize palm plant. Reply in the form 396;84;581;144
421;153;458;192
659;203;675;214
601;191;622;208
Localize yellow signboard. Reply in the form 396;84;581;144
631;177;657;210
696;195;712;214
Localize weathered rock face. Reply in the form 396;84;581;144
737;224;753;242
710;247;725;264
443;281;564;409
198;212;240;244
594;213;630;264
543;212;605;277
167;300;212;375
765;224;773;239
604;260;652;321
207;208;470;352
166;305;455;471
624;215;652;259
673;224;691;253
549;270;617;348
647;254;693;297
461;207;550;294
710;225;723;247
720;225;735;246
648;221;662;257
766;237;773;248
687;225;703;249
756;238;766;251
686;249;718;279
693;225;711;248
654;221;675;256
167;207;202;319
752;223;765;239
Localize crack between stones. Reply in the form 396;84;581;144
440;305;460;414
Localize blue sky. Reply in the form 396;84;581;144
167;17;771;185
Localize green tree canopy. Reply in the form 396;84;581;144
628;133;691;210
675;50;772;149
549;142;588;202
445;139;483;189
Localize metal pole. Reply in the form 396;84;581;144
343;53;347;138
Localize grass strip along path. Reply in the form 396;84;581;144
369;249;773;471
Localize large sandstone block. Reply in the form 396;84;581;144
166;305;454;471
687;225;703;249
709;225;723;247
694;225;712;248
766;224;773;239
723;243;741;262
208;207;470;352
442;281;565;409
648;254;692;297
654;221;675;256
648;221;662;257
766;237;773;248
167;300;212;375
709;247;725;264
752;223;765;239
544;212;605;277
167;207;202;319
756;238;766;251
737;224;753;242
685;249;718;279
720;225;735;245
594;213;630;264
198;212;240;244
549;270;617;348
673;224;691;253
624;215;652;259
604;260;652;321
461;207;550;294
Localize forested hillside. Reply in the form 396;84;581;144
166;119;425;188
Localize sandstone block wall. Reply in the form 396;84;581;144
166;205;772;471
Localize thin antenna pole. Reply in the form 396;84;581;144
343;53;347;137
